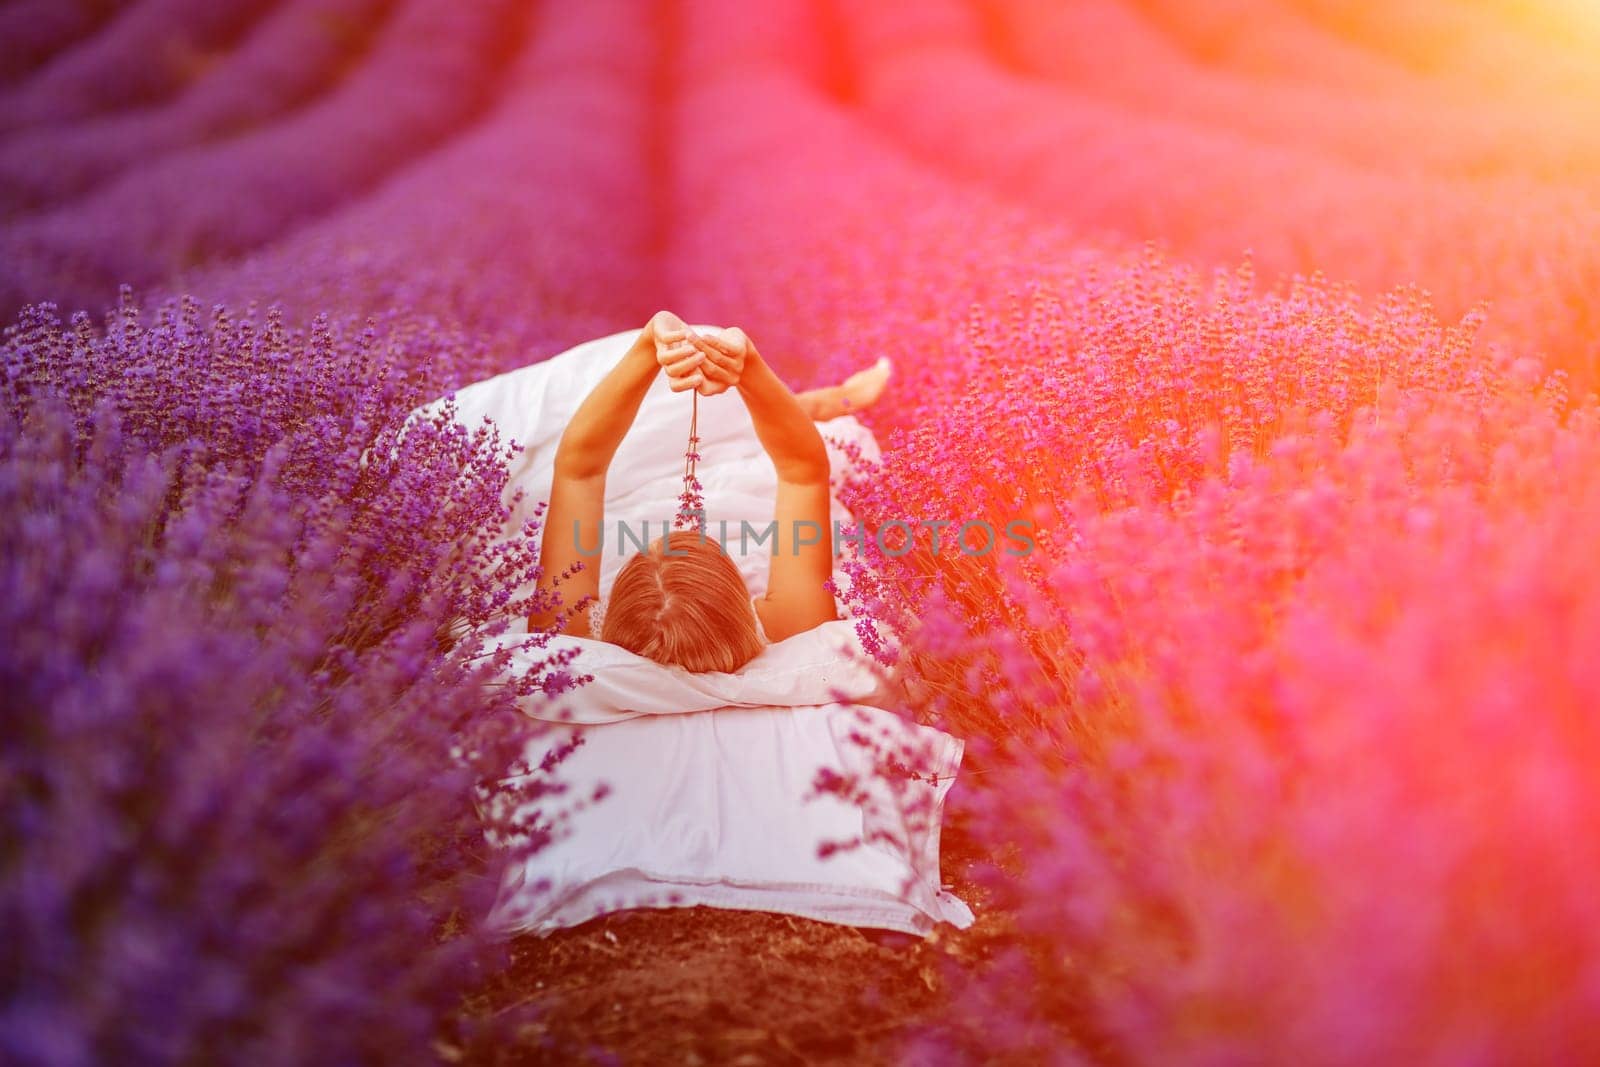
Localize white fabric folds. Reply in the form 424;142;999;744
491;619;887;724
432;327;975;936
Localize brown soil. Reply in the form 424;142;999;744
450;820;1014;1065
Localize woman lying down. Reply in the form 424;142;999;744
472;311;975;938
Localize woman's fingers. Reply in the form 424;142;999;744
697;347;739;383
657;342;703;375
690;332;744;378
650;309;687;342
660;350;701;375
669;327;748;397
691;329;742;358
667;368;706;393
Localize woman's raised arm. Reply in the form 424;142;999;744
529;311;721;635
694;327;837;643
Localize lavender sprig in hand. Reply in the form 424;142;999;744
653;317;741;533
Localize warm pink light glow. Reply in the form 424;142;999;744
4;0;1600;1061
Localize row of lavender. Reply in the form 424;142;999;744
6;0;1600;389
1;2;660;1062
808;0;1600;384
664;4;1600;1059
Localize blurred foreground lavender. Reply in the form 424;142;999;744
0;293;582;1064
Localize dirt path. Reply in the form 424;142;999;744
456;823;1007;1065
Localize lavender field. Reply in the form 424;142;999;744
6;1;1600;1063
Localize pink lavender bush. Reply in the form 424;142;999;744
665;9;1102;407
1282;0;1600;97
987;0;1600;181
607;11;1600;1054
823;0;1600;384
829;265;1600;1062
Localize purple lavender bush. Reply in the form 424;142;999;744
0;0;281;134
0;1;122;90
0;290;584;1065
0;0;526;322
0;0;392;216
186;0;662;374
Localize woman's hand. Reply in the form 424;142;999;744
652;312;744;396
684;326;748;396
651;311;702;393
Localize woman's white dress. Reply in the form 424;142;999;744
425;327;975;937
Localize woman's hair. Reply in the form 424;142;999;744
601;529;764;673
